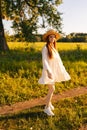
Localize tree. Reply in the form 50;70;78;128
0;0;62;50
0;0;9;51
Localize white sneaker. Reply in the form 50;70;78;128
50;103;54;110
44;107;54;116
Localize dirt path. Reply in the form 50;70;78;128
0;87;87;115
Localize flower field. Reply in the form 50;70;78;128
0;42;87;130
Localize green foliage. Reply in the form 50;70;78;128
0;42;87;129
59;33;87;42
0;42;87;105
0;95;87;130
2;0;62;41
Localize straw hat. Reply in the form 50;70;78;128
42;29;60;41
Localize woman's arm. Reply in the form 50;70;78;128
42;46;53;79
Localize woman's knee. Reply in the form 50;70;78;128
52;85;55;92
48;84;55;92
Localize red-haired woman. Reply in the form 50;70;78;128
38;29;71;116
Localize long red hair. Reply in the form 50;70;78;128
46;36;56;59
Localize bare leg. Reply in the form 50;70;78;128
45;84;55;108
44;84;55;116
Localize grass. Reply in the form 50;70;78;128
0;42;87;105
0;95;87;130
0;42;87;129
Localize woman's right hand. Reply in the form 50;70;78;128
47;70;53;79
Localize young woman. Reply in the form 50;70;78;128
38;29;71;116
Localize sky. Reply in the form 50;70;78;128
3;0;87;35
58;0;87;35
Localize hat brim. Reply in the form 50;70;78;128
43;30;60;41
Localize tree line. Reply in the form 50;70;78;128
5;32;87;42
58;33;87;42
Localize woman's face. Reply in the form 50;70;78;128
48;34;56;43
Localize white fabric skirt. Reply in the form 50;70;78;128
38;46;71;84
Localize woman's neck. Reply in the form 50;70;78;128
50;42;54;46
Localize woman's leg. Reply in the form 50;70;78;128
45;84;55;108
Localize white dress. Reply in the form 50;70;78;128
38;45;71;84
